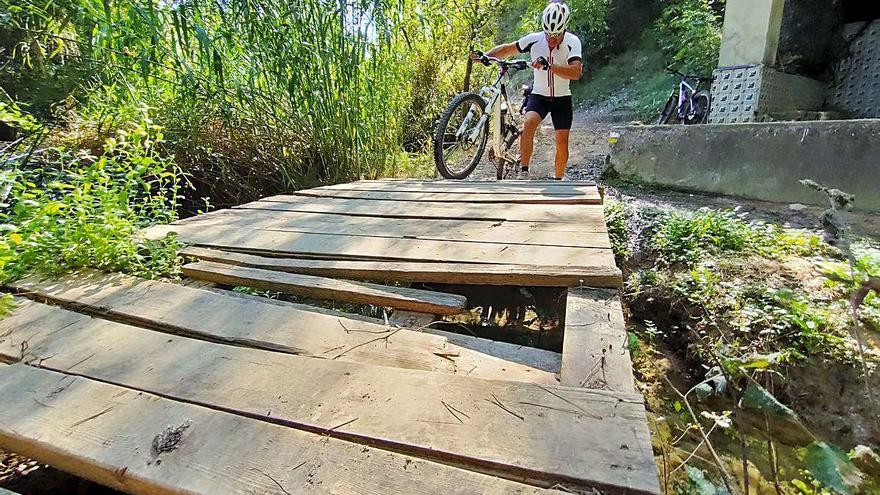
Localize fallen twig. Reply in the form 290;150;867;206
251;467;297;495
485;393;524;421
536;384;602;420
331;329;402;359
441;400;466;424
323;417;358;435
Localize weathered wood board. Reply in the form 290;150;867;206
144;209;612;247
179;246;623;288
0;364;561;495
237;197;600;224
182;261;468;315
9;275;560;382
561;288;636;393
0;302;658;494
292;189;602;205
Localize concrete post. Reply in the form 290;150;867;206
718;0;786;67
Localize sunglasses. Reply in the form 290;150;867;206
547;32;565;40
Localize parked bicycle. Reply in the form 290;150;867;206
433;53;533;180
657;67;712;125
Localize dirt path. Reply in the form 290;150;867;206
473;107;880;238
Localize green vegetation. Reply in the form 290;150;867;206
607;202;880;494
0;106;182;282
604;199;633;259
572;0;723;121
572;32;673;120
655;0;724;75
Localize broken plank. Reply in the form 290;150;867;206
180;247;623;288
0;307;659;494
182;261;467;315
236;196;602;224
0;364;561;495
292;189;601;205
143;209;611;247
561;288;636;393
8;276;560;382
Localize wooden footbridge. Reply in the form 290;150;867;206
0;180;660;495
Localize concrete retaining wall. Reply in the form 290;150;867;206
607;120;880;211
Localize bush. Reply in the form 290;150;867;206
0;108;181;282
655;0;723;75
604;199;632;259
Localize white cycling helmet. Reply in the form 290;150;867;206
542;2;570;36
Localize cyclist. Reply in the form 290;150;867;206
472;1;582;180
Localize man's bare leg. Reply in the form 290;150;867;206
554;129;570;179
520;111;542;172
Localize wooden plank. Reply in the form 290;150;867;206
149;223;616;268
0;364;562;495
561;288;636;393
7;278;560;382
180;247;623;288
144;209;612;248
0;305;659;494
316;181;598;194
351;179;597;187
292;189;601;205
236;196;602;224
182;261;468;315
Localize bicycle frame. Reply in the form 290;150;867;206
458;65;521;165
676;78;698;119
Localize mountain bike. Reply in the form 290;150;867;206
657;67;712;125
433;54;532;180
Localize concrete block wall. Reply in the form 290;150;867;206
710;65;827;123
607;120;880;211
828;21;880;118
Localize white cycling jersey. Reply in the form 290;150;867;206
516;31;583;98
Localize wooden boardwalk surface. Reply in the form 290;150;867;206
0;180;658;494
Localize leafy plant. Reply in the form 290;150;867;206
0;108;181;282
649;208;822;267
801;442;864;495
655;0;724;76
605;199;632;259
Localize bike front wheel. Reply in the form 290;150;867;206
686;90;711;124
433;92;489;179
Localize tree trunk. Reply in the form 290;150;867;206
463;56;474;92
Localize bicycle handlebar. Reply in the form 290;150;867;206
474;51;529;71
665;66;712;82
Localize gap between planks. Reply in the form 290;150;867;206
181;260;468;315
7;272;562;381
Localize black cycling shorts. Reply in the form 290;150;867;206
524;94;573;130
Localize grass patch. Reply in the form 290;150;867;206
649;208;825;267
571;31;674;122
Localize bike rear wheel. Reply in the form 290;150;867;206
433;92;489;179
657;94;679;125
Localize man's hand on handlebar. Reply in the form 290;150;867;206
470;50;491;66
532;56;550;70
